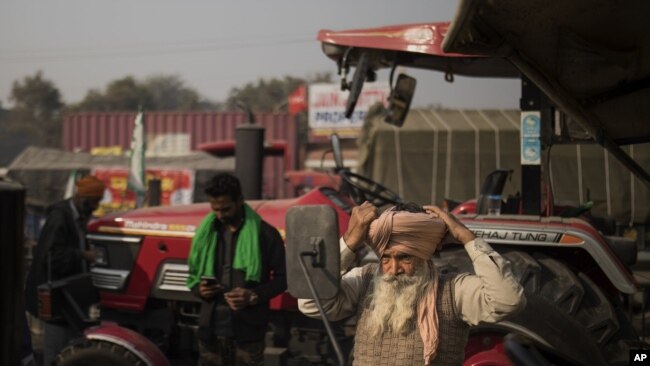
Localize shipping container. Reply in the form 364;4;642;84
63;112;300;199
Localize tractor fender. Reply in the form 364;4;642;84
83;321;171;366
462;217;638;294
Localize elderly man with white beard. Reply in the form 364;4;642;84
298;201;526;365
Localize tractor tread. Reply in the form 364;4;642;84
58;339;146;366
534;253;585;314
436;247;636;365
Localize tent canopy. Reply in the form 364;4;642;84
7;146;234;208
359;108;650;225
443;0;650;186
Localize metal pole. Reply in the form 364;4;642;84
516;76;545;215
147;178;162;207
298;254;345;366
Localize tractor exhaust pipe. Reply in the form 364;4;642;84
235;103;264;200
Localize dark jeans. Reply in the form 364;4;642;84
198;336;264;366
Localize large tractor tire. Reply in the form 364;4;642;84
435;248;638;366
58;339;147;366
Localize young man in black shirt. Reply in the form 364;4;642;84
187;173;287;365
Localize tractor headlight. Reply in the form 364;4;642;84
92;245;108;266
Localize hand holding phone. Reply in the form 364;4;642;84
199;276;223;299
201;276;219;286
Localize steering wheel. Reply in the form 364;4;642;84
340;170;403;207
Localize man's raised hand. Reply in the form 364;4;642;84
344;201;379;252
424;205;476;245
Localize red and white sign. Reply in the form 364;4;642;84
288;85;307;116
308;82;390;138
91;167;195;216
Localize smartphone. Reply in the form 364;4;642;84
200;276;219;286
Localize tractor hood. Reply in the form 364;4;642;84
86;187;354;238
442;0;650;185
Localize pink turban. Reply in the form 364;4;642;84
367;209;447;259
75;175;106;198
368;208;447;364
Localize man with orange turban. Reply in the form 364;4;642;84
299;201;525;365
25;174;106;365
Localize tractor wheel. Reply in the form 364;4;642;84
435;249;638;366
57;339;147;366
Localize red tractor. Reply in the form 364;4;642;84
49;1;650;365
52;135;640;366
310;0;649;364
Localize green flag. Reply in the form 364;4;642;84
128;110;146;207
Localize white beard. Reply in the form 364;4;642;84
365;261;432;336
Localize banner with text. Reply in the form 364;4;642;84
91;167;195;216
308;82;390;139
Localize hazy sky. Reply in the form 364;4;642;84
0;0;520;109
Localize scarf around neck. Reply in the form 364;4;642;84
368;208;447;364
187;203;262;289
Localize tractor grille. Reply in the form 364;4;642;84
91;268;130;290
157;263;191;292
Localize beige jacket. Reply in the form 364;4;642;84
298;238;526;325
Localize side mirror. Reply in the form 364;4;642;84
385;73;416;127
285;205;340;299
344;52;369;119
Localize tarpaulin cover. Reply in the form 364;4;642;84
7;146;234;208
358;108;650;225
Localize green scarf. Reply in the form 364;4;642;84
187;203;262;289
